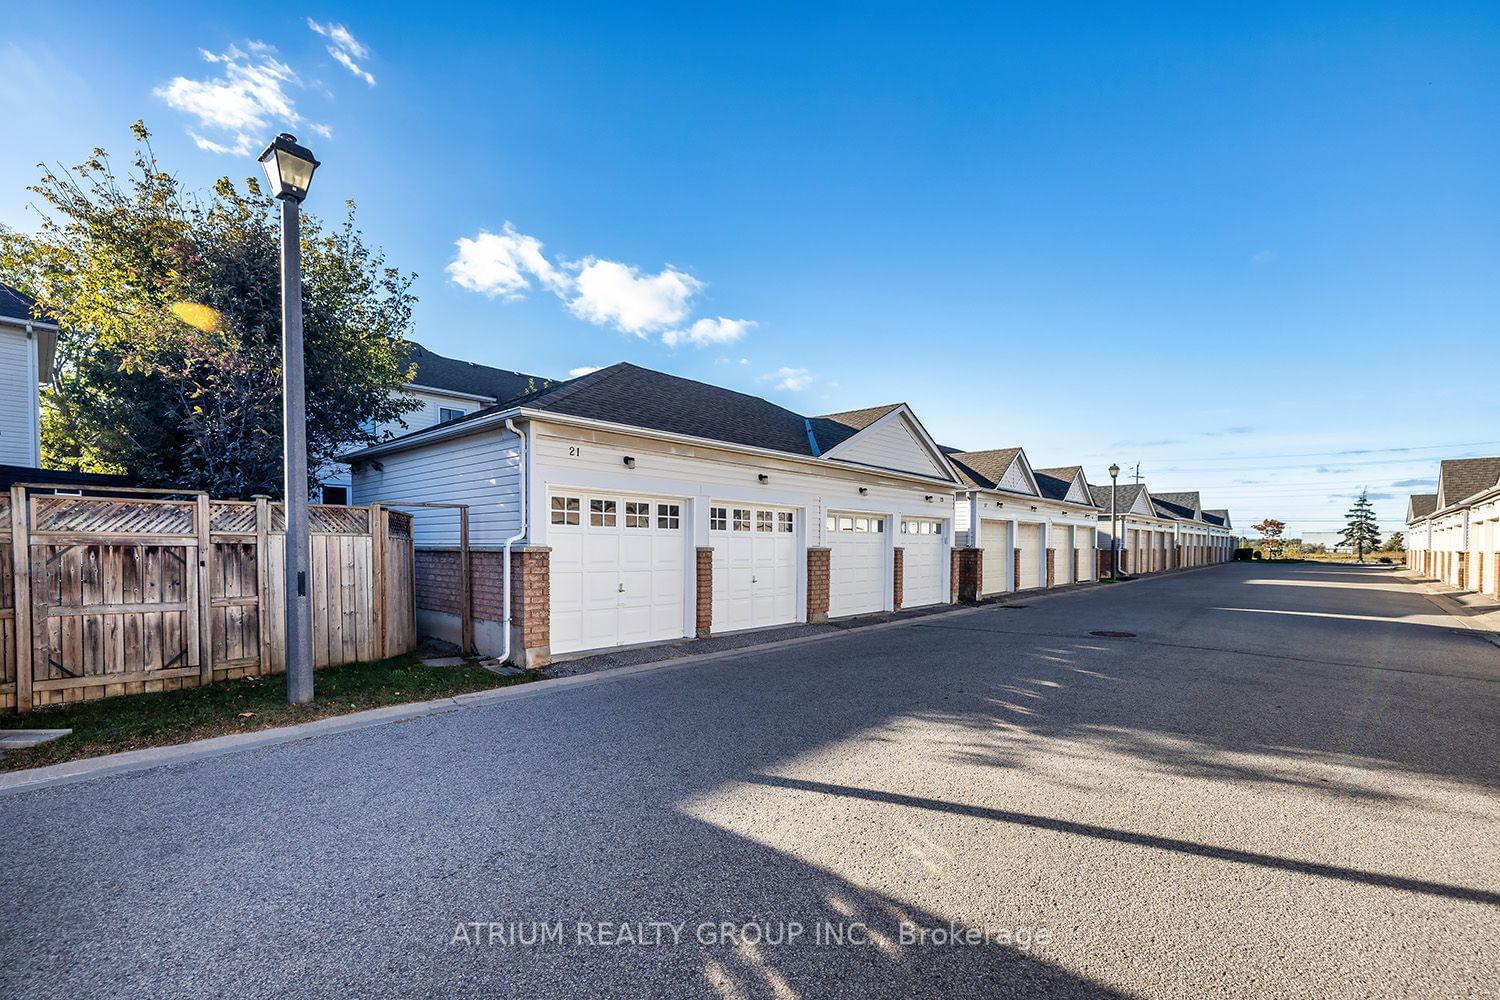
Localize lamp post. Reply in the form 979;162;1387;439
258;133;320;705
1108;462;1121;579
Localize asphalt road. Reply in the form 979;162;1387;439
3;563;1497;999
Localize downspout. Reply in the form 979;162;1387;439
500;417;528;666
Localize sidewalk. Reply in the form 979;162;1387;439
1397;569;1500;633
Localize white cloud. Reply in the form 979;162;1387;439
1251;249;1277;266
448;221;752;344
567;259;701;337
770;367;812;391
662;317;755;348
155;45;300;154
568;366;605;378
307;19;376;86
446;225;569;300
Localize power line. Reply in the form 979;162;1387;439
1090;438;1500;464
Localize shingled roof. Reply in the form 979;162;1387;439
1437;457;1500;508
1032;466;1095;506
403;341;550;402
1203;508;1231;528
807;404;904;453
0;282;54;327
1407;494;1438;521
1088;482;1148;515
1152;497;1197;521
1151;491;1202;518
942;448;1026;492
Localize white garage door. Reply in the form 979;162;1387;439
1016;522;1044;590
980;518;1011;595
548;492;687;655
1049;524;1072;586
899;518;946;608
711;504;798;633
1076;527;1096;582
827;513;887;617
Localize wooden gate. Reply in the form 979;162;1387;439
3;486;416;713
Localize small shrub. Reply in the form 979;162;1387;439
1233;548;1254;561
1377;556;1392;564
1252;551;1263;560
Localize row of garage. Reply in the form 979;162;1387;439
547;489;954;656
349;363;1232;666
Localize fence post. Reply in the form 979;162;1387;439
9;486;32;714
255;496;271;675
196;494;213;684
369;504;385;661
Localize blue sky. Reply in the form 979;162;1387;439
4;2;1498;535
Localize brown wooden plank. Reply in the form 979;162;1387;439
255;496;270;674
340;535;357;665
196;495;212;681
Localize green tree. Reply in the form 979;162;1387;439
1340;491;1382;563
0;122;420;497
1383;531;1405;553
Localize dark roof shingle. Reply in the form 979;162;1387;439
1407;494;1438;521
942;448;1025;492
1032;465;1094;506
808;404;903;453
403;341;550;401
0;282;52;326
1438;457;1500;507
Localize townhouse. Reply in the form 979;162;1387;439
1405;457;1500;595
946;450;1101;594
346;363;963;665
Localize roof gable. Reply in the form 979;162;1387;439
1436;457;1500;509
1406;494;1437;523
815;405;956;481
944;447;1040;497
1033;466;1095;506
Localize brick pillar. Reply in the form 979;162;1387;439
892;546;905;611
509;545;551;668
1074;549;1080;584
951;548;981;603
1045;548;1055;588
1457;552;1467;590
1121;549;1129;575
695;547;713;638
807;547;830;624
1013;550;1023;589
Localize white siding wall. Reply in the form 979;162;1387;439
0;328;39;466
828;416;946;479
350;427;522;547
324;387;493;495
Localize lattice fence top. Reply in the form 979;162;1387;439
32;496;196;535
210;502;258;534
388;511;413;538
0;493;9;524
268;504;369;534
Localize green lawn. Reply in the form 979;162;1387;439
0;655;539;772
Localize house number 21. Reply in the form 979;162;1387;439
568;446;581;457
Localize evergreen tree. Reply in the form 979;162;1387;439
1340;491;1382;563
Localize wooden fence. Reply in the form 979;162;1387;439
1;486;415;713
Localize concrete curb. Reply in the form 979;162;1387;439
0;599;1009;796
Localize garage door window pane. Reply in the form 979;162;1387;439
756;510;773;532
625;501;650;528
733;509;751;531
778;512;794;533
657;504;681;529
590;499;616;527
551;496;580;525
710;507;727;531
874;519;884;533
838;516;853;531
854;518;868;532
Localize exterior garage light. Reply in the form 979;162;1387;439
858;487;868;496
623;456;636;468
758;474;769;483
